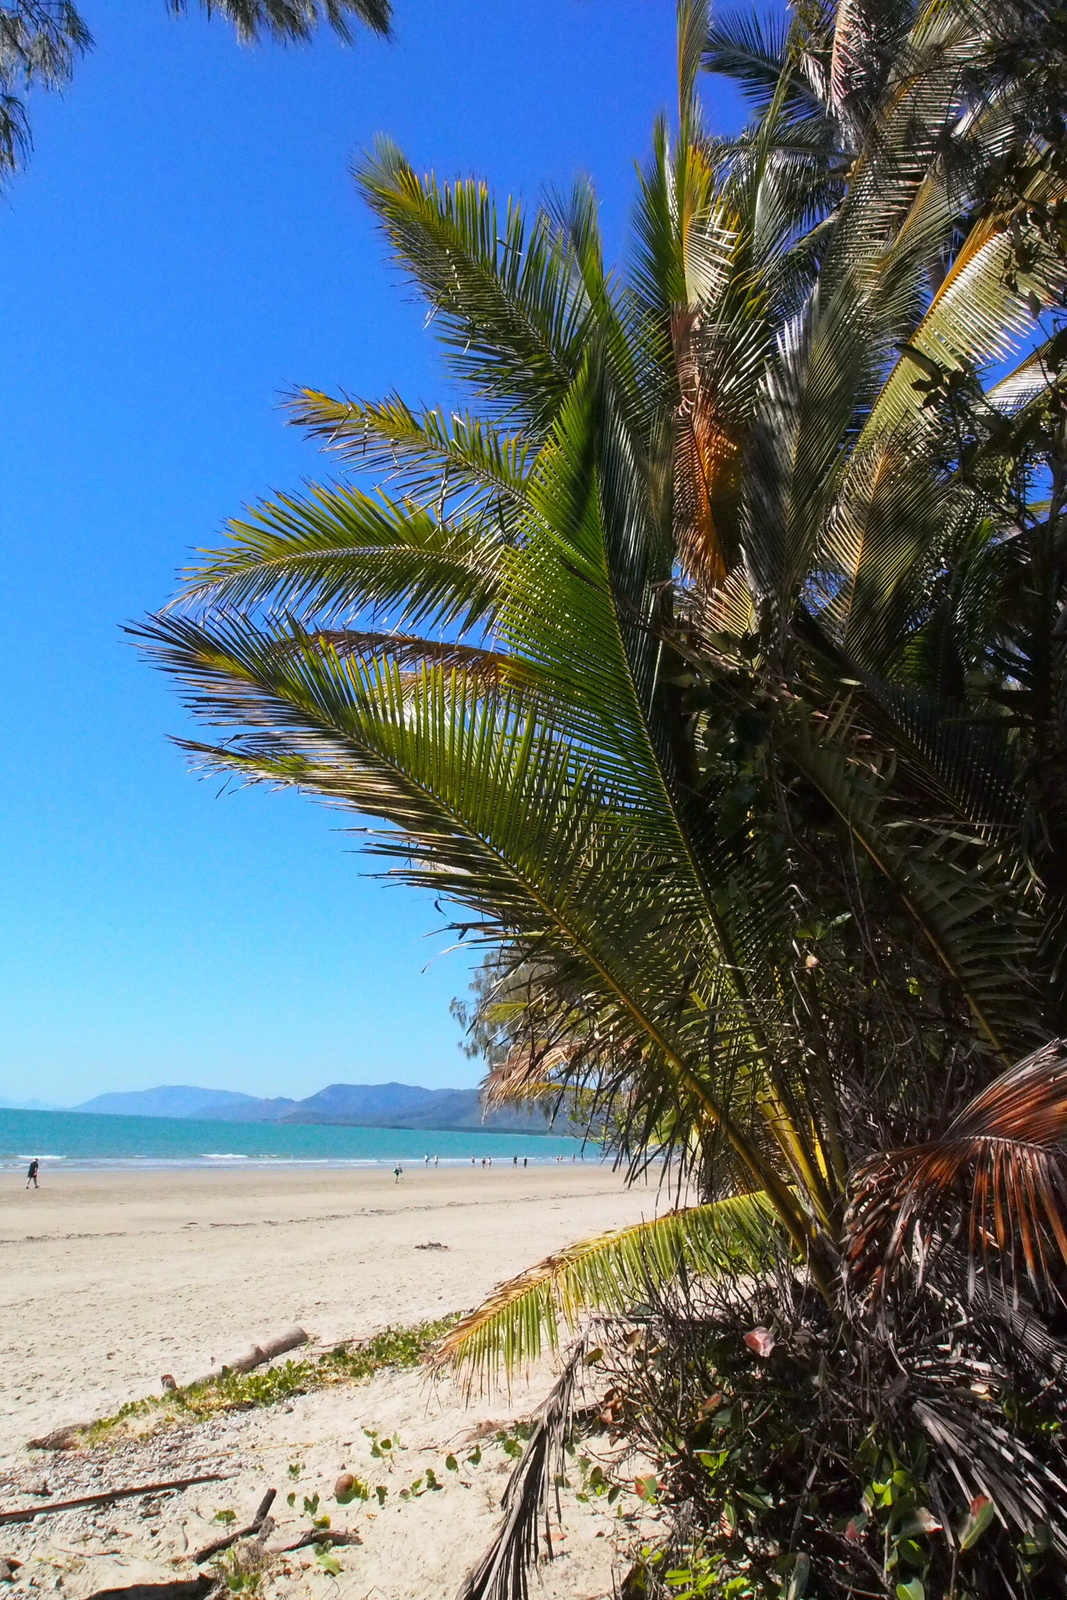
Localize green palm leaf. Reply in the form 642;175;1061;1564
436;1192;787;1384
174;484;508;632
355;139;596;432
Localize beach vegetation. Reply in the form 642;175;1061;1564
213;1540;272;1597
312;1542;341;1576
138;0;1067;1590
0;0;391;195
80;1317;456;1441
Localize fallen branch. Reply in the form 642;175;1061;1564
0;1473;234;1528
276;1530;363;1553
185;1328;307;1389
27;1424;96;1451
84;1579;216;1600
193;1490;277;1563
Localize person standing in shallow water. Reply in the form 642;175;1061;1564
25;1159;39;1189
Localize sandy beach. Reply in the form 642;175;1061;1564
0;1163;663;1598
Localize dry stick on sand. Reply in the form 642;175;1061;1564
276;1531;363;1554
184;1327;308;1389
193;1490;277;1563
27;1327;310;1452
0;1474;234;1528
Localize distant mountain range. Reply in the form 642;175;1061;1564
0;1097;66;1112
69;1081;557;1135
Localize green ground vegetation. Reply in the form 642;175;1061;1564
80;1317;457;1441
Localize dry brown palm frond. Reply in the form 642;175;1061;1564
671;309;739;588
481;1045;575;1107
453;1344;586;1600
305;630;513;680
846;1038;1067;1301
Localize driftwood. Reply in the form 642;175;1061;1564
276;1530;363;1553
0;1473;233;1527
185;1328;307;1390
84;1580;216;1600
192;1490;276;1563
27;1424;96;1451
27;1329;311;1455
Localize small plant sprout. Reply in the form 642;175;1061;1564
364;1428;400;1464
212;1543;270;1597
313;1544;341;1577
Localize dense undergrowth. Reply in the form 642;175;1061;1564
601;1276;1067;1600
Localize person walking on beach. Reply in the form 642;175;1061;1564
393;1164;403;1183
25;1159;39;1189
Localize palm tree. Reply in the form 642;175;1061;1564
139;0;1067;1588
0;0;390;187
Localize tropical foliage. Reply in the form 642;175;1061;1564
140;0;1067;1589
0;0;390;185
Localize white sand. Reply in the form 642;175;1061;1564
0;1163;665;1598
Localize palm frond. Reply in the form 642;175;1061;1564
355;139;597;431
435;1195;786;1386
847;1039;1067;1301
703;6;825;126
172;485;508;632
782;700;1037;1055
454;1345;585;1600
287;390;535;521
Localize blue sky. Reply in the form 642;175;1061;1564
0;0;746;1105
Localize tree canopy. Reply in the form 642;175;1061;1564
0;0;391;183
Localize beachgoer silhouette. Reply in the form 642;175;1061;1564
434;1155;439;1168
393;1164;403;1183
523;1156;528;1168
25;1159;39;1189
513;1155;518;1166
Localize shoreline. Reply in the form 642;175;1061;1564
0;1106;591;1169
0;1154;599;1171
0;1163;660;1467
0;1162;664;1596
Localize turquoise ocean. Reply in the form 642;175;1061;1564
0;1106;588;1171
